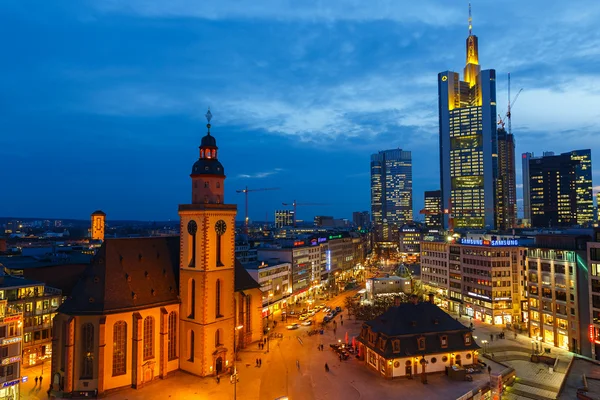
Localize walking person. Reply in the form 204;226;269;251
39;376;43;387
256;358;259;367
35;376;39;386
325;363;329;372
296;360;300;369
216;375;220;384
341;320;343;326
259;358;262;367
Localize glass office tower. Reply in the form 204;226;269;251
371;149;413;242
438;9;497;230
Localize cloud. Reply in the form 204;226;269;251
234;170;281;179
92;0;462;25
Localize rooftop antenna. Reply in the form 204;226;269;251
468;3;472;36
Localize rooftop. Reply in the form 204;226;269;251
366;301;471;336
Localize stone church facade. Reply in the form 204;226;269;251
50;112;263;397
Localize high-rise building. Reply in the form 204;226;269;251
275;210;295;228
522;152;533;223
370;149;413;242
424;190;442;230
529;153;578;227
438;6;497;230
527;149;593;228
496;128;517;230
570;149;593;225
352;211;370;230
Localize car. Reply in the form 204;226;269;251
335;306;342;313
323;316;331;323
326;313;334;319
323;307;331;313
286;324;299;330
308;310;316;316
301;321;312;326
299;314;309;321
289;310;296;315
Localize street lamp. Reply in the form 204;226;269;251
233;325;243;400
481;339;488;354
267;293;273;353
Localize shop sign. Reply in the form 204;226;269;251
293;241;305;247
467;292;490;300
494;297;511;301
1;356;20;365
589;324;595;343
2;378;19;388
558;330;567;335
318;237;327;243
1;337;21;345
0;316;21;324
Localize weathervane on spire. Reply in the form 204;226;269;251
205;107;212;134
468;3;472;36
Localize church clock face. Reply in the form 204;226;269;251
215;220;227;236
187;220;198;235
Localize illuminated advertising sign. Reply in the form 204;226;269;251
328;234;342;240
318;237;327;243
467;292;490;301
2;378;19;388
460;238;520;247
293;241;305;247
1;356;20;365
310;239;318;246
326;250;331;271
0;316;21;323
1;337;21;345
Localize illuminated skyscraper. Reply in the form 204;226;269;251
424;190;442;230
570;149;593;225
438;5;497;230
522;152;534;223
526;149;593;227
496;128;517;229
370;149;413;241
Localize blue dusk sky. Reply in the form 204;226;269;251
1;1;599;222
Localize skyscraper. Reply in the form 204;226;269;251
570;149;593;225
522;152;533;223
496;127;517;229
370;149;413;242
529;153;578;227
438;5;497;230
424;190;442;230
352;211;370;229
526;150;593;228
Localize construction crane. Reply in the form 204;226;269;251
498;72;523;132
236;187;280;233
281;200;330;227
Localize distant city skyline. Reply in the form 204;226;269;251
2;1;600;221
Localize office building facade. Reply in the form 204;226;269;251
525;234;591;355
275;210;295;228
526;150;593;228
424;190;442;230
352;211;370;230
522;152;533;224
438;13;497;230
370;149;413;242
496;128;517;230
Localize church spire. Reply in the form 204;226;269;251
205;107;212;136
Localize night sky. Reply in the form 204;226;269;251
2;1;599;222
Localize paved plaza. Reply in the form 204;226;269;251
83;292;504;400
20;293;575;400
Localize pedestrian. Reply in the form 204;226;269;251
333;328;337;335
35;376;39;385
325;363;329;372
490;333;493;342
296;360;300;369
216;375;220;384
259;358;262;367
514;331;517;339
341;320;343;326
39;376;43;386
256;358;259;367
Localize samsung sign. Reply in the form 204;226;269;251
460;238;519;247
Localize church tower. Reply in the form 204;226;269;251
179;110;236;377
90;210;106;241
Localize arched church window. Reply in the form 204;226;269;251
81;323;94;379
143;316;154;360
168;311;177;360
112;321;127;376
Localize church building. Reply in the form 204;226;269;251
50;111;263;397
